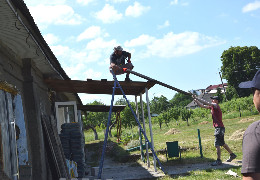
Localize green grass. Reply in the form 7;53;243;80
84;113;260;179
159;166;242;179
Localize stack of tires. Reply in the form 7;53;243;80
59;123;85;178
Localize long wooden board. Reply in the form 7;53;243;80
41;115;70;179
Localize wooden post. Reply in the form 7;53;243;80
198;129;203;158
140;94;150;167
135;95;144;162
145;88;157;172
22;58;46;180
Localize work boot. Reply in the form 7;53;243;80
226;153;237;162
125;74;131;81
211;159;222;166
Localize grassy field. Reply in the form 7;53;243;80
84;112;260;179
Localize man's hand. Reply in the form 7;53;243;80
192;94;197;99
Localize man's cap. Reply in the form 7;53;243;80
114;46;123;51
210;96;220;101
239;69;260;89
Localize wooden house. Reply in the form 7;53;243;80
0;0;82;179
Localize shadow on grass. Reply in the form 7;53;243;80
85;140;134;166
85;140;241;179
163;156;216;166
85;140;166;179
164;166;241;179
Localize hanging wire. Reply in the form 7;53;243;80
36;46;39;56
14;9;21;30
26;32;30;48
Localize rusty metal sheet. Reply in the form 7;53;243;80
44;79;156;96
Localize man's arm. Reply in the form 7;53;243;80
110;54;116;65
123;51;131;63
192;95;215;109
194;99;211;109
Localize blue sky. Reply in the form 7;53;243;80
23;0;260;105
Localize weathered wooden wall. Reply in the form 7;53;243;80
0;90;18;180
0;43;52;180
14;95;29;166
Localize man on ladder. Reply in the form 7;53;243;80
109;46;134;81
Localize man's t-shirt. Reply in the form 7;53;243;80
110;51;130;65
211;104;224;127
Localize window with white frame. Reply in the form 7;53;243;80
55;101;78;134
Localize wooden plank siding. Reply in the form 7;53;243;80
0;90;19;180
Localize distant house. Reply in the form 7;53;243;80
205;83;228;94
186;93;212;109
186;83;227;109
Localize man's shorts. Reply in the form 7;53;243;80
241;120;260;174
214;127;225;146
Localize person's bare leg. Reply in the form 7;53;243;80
216;146;221;160
223;144;233;154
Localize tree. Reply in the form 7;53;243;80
216;88;224;102
155;110;171;129
220;46;260;96
150;95;170;114
83;100;109;140
180;108;193;126
121;102;137;129
155;115;164;129
170;92;193;108
225;85;239;100
168;107;180;125
115;98;127;105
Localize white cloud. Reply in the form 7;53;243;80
76;0;95;6
125;34;155;47
83;69;102;79
77;26;102;41
125;32;225;59
86;38;117;50
125;2;150;17
50;45;98;66
43;33;59;45
64;63;87;80
78;93;104;104
170;0;189;6
242;1;260;13
105;0;129;3
98;58;110;66
158;20;170;29
95;4;123;23
50;38;117;69
170;0;178;5
23;0;66;6
28;5;84;28
146;32;225;58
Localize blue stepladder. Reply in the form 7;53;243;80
98;69;165;179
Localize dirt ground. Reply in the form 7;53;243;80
85;151;241;180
